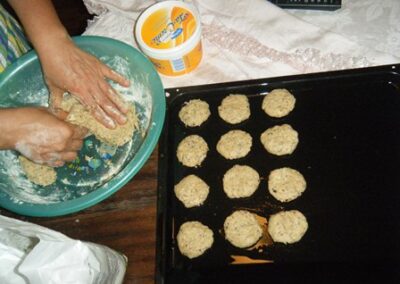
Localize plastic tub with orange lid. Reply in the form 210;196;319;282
135;1;203;76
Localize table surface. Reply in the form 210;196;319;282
1;147;159;284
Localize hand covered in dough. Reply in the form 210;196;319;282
0;107;87;167
6;0;130;128
39;37;130;129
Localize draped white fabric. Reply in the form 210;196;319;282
83;0;400;88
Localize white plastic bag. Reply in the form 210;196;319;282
0;215;127;284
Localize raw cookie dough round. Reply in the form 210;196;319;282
224;210;263;248
223;165;260;198
262;88;296;118
177;135;209;167
260;124;298;156
174;175;210;208
218;94;250;124
177;221;214;259
268;167;306;202
217;130;252;160
179;99;211;127
268;210;308;244
19;156;56;186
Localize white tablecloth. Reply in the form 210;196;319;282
83;0;400;88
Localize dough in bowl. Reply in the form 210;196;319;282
19;156;56;186
61;94;139;147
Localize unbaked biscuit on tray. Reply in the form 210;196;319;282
169;88;307;262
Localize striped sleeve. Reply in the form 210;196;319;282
0;4;31;73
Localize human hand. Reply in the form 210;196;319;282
2;107;87;167
39;37;131;129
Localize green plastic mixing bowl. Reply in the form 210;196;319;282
0;36;165;217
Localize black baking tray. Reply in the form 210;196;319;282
156;64;400;284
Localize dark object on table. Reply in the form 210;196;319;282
156;64;400;284
51;0;93;35
268;0;341;11
1;0;93;35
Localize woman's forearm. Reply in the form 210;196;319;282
7;0;71;54
0;109;17;150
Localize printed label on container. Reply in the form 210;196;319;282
141;6;197;50
148;41;202;76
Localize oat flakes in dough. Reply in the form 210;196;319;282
268;210;308;244
262;88;296;118
174;175;210;208
224;210;263;248
218;94;250;124
19;156;57;186
217;130;252;160
177;135;209;167
177;221;214;259
268;167;306;202
179;99;210;127
223;165;260;198
61;95;139;146
260;124;298;156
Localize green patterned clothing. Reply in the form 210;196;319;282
0;4;31;73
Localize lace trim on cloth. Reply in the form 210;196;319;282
287;0;400;58
202;23;372;74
